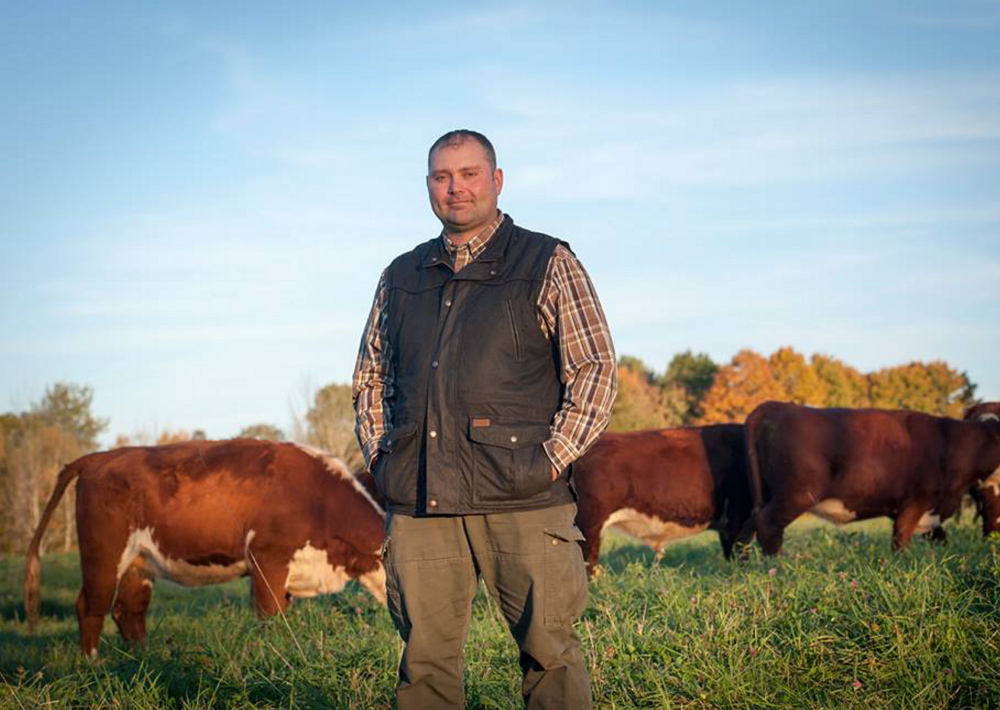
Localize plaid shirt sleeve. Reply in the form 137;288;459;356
352;268;393;471
538;245;618;472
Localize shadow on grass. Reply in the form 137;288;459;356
0;595;78;624
0;628;79;673
3;626;353;708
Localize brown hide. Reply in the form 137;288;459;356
963;402;1000;535
24;439;385;656
746;401;1000;555
573;424;753;574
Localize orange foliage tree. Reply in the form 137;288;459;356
868;360;975;418
695;350;790;425
608;357;685;432
696;348;975;424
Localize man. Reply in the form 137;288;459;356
353;129;617;709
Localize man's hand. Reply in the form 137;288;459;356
551;464;560;481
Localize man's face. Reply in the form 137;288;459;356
426;139;503;243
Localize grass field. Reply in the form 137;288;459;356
2;515;998;709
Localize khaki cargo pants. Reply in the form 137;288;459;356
383;503;592;709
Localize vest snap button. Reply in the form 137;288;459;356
431;360;439;368
429;430;437;438
510;435;518;443
444;300;452;307
429;499;438;508
490;269;496;275
551;538;559;545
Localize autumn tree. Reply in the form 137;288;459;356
660;350;718;424
0;383;107;553
811;354;869;407
868;361;975;417
697;347;977;424
696;349;789;425
114;428;195;447
769;347;826;405
295;383;363;471
238;423;286;441
608;356;684;432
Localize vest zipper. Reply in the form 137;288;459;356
504;300;523;362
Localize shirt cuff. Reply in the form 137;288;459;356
362;437;381;472
543;432;579;473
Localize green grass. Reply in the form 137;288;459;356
2;516;999;708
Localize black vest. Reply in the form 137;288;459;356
375;216;576;515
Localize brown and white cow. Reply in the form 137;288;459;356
964;402;1000;536
746;401;1000;555
573;424;754;575
24;439;386;656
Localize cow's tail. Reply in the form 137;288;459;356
744;407;767;517
25;461;81;631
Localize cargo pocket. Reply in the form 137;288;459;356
381;535;410;637
377;421;419;509
543;525;588;627
468;418;552;505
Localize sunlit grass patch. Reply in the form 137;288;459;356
2;516;998;708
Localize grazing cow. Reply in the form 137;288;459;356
573;424;754;575
964;402;1000;536
746;401;1000;555
24;439;386;657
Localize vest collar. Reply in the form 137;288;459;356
421;215;513;277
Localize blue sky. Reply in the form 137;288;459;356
2;1;998;444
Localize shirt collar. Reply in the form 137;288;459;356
442;211;505;261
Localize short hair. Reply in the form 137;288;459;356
428;129;497;171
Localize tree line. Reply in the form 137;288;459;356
610;347;976;431
0;348;979;553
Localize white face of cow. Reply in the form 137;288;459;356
284;542;386;603
285;543;351;597
356;565;387;605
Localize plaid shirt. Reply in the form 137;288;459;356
353;212;617;474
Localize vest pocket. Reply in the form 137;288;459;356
377;421;420;508
468;418;552;504
503;299;523;362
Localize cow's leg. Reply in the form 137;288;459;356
721;501;756;561
248;554;291;616
579;529;602;578
980;487;1000;537
892;504;929;551
112;564;154;645
924;526;948;545
75;561;119;657
574;506;607;578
